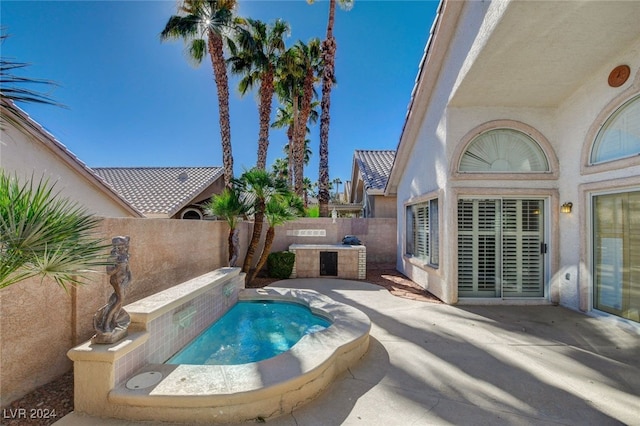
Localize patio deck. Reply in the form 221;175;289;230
56;278;640;425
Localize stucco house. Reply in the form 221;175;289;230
386;0;640;325
348;150;396;218
94;166;224;219
0;99;141;217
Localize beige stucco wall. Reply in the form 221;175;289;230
0;216;395;406
266;218;397;264
0;113;135;217
372;195;397;218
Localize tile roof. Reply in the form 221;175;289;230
92;167;223;217
354;150;396;191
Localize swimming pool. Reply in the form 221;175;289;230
167;300;331;365
69;269;371;423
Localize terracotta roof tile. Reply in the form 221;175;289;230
354;150;396;191
93;167;223;216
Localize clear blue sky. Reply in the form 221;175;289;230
2;1;438;186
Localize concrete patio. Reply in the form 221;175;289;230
57;278;640;425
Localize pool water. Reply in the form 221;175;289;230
166;301;331;365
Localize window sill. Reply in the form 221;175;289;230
404;254;438;271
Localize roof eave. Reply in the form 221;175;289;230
385;0;464;196
1;100;144;217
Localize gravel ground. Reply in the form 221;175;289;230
2;264;440;425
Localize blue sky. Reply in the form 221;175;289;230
2;1;438;186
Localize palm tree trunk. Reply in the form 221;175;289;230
242;204;265;274
208;33;234;188
247;225;275;284
256;68;274;170
287;124;294;186
294;68;315;197
318;0;337;217
289;95;300;189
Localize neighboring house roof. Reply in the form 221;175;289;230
0;99;143;217
353;150;396;192
93;167;224;217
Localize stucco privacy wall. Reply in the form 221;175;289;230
264;217;397;264
0;216;395;406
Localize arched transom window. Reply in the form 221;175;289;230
591;94;640;165
459;129;549;173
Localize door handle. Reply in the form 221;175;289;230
540;243;547;254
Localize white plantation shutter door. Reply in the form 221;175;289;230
458;199;500;297
458;198;544;298
502;200;544;297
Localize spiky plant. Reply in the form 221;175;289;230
0;172;108;290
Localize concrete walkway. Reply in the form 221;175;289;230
56;279;640;426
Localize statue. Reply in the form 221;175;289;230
92;236;132;344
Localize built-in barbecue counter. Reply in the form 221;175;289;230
288;244;366;280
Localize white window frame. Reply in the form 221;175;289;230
590;94;640;165
406;198;439;267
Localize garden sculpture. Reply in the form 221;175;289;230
92;236;132;344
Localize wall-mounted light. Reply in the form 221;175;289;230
561;202;573;214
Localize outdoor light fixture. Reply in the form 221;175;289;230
561;202;573;214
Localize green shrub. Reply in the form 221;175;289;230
306;205;319;217
267;251;295;279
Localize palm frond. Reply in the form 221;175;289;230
0;172;109;290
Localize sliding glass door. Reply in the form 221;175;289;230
593;192;640;322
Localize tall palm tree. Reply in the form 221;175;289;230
204;186;247;266
247;191;303;284
228;18;289;170
292;39;321;198
311;0;354;216
272;98;319;186
161;0;239;188
274;46;303;188
0;172;107;289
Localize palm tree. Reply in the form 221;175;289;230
274;46;305;188
228;18;289;170
247;191;303;284
292;39;322;197
271;157;289;181
0;172;107;289
236;168;288;279
272;99;319;186
302;176;314;208
161;0;239;188
311;0;354;216
204;186;247;266
0;32;65;127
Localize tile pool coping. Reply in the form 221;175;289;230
69;277;371;424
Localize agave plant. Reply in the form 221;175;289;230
0;172;108;290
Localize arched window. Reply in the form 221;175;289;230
591;94;640;164
459;129;549;173
181;208;203;220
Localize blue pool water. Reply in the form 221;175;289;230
166;301;331;365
